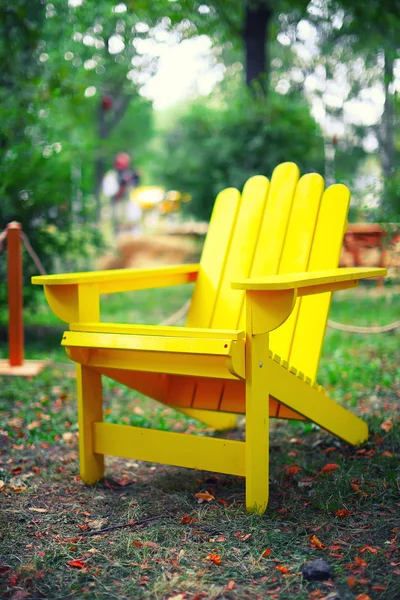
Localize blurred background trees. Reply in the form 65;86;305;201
0;0;398;294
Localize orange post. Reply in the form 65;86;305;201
7;222;24;366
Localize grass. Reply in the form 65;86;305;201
0;286;399;599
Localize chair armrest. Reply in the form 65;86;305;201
232;267;386;295
32;263;199;292
32;264;199;323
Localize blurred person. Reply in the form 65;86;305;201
102;152;142;237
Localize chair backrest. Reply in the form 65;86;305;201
186;162;350;381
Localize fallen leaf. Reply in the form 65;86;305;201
276;565;289;573
310;535;327;550
207;553;221;565
28;508;47;513
87;518;108;530
262;548;272;558
27;421;41;431
382;451;393;457
372;585;386;592
359;545;379;554
0;480;4;492
132;541;143;548
321;464;340;473
355;595;372;600
166;595;186;600
62;432;74;442
354;557;367;567
195;492;215;503
181;515;197;524
336;508;351;518
78;524;89;531
284;465;302;475
226;580;236;591
143;542;159;549
347;576;357;589
381;419;392;432
67;559;88;569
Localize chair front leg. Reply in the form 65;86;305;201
76;365;104;484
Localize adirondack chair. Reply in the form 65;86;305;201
32;162;386;513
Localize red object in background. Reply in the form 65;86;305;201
332;135;338;146
7;222;24;366
102;96;113;110
114;152;131;170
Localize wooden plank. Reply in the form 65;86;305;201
232;267;385;290
66;347;241;380
211;175;270;329
93;422;246;476
267;356;368;444
186;188;241;328
63;331;240;356
268;173;324;362
32;263;200;286
70;322;245;340
289;184;350;381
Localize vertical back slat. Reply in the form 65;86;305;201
289;184;350;380
211;175;270;328
186;188;241;329
269;173;324;359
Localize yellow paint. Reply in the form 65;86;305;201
93;422;245;476
33;163;386;513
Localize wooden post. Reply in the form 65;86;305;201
0;222;46;376
7;222;24;366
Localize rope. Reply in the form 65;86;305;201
2;224;398;334
158;299;400;334
0;229;7;253
160;299;191;326
327;319;400;334
19;231;47;275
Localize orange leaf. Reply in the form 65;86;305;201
355;595;372;600
381;419;392;432
336;508;351;518
347;576;357;589
372;585;386;592
284;465;302;475
195;492;215;503
309;535;327;550
181;515;197;524
359;545;378;554
78;524;89;531
132;541;142;548
276;565;289;573
321;463;340;473
207;553;221;565
143;541;159;549
225;580;235;591
382;451;393;457
67;559;88;569
262;548;272;558
354;557;367;567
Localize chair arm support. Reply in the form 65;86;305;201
232;267;386;295
32;264;199;323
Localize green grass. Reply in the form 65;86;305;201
0;287;399;599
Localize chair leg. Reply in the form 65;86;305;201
76;365;104;484
245;332;270;514
177;407;238;430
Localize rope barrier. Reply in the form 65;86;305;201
20;231;47;275
160;300;400;334
1;224;398;334
327;319;400;334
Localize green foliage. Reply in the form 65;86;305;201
154;84;324;220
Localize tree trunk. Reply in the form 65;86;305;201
243;0;273;93
379;50;395;179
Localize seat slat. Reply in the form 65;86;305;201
70;322;245;340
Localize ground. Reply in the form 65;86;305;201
0;284;399;600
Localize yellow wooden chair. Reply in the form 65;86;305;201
32;163;386;514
